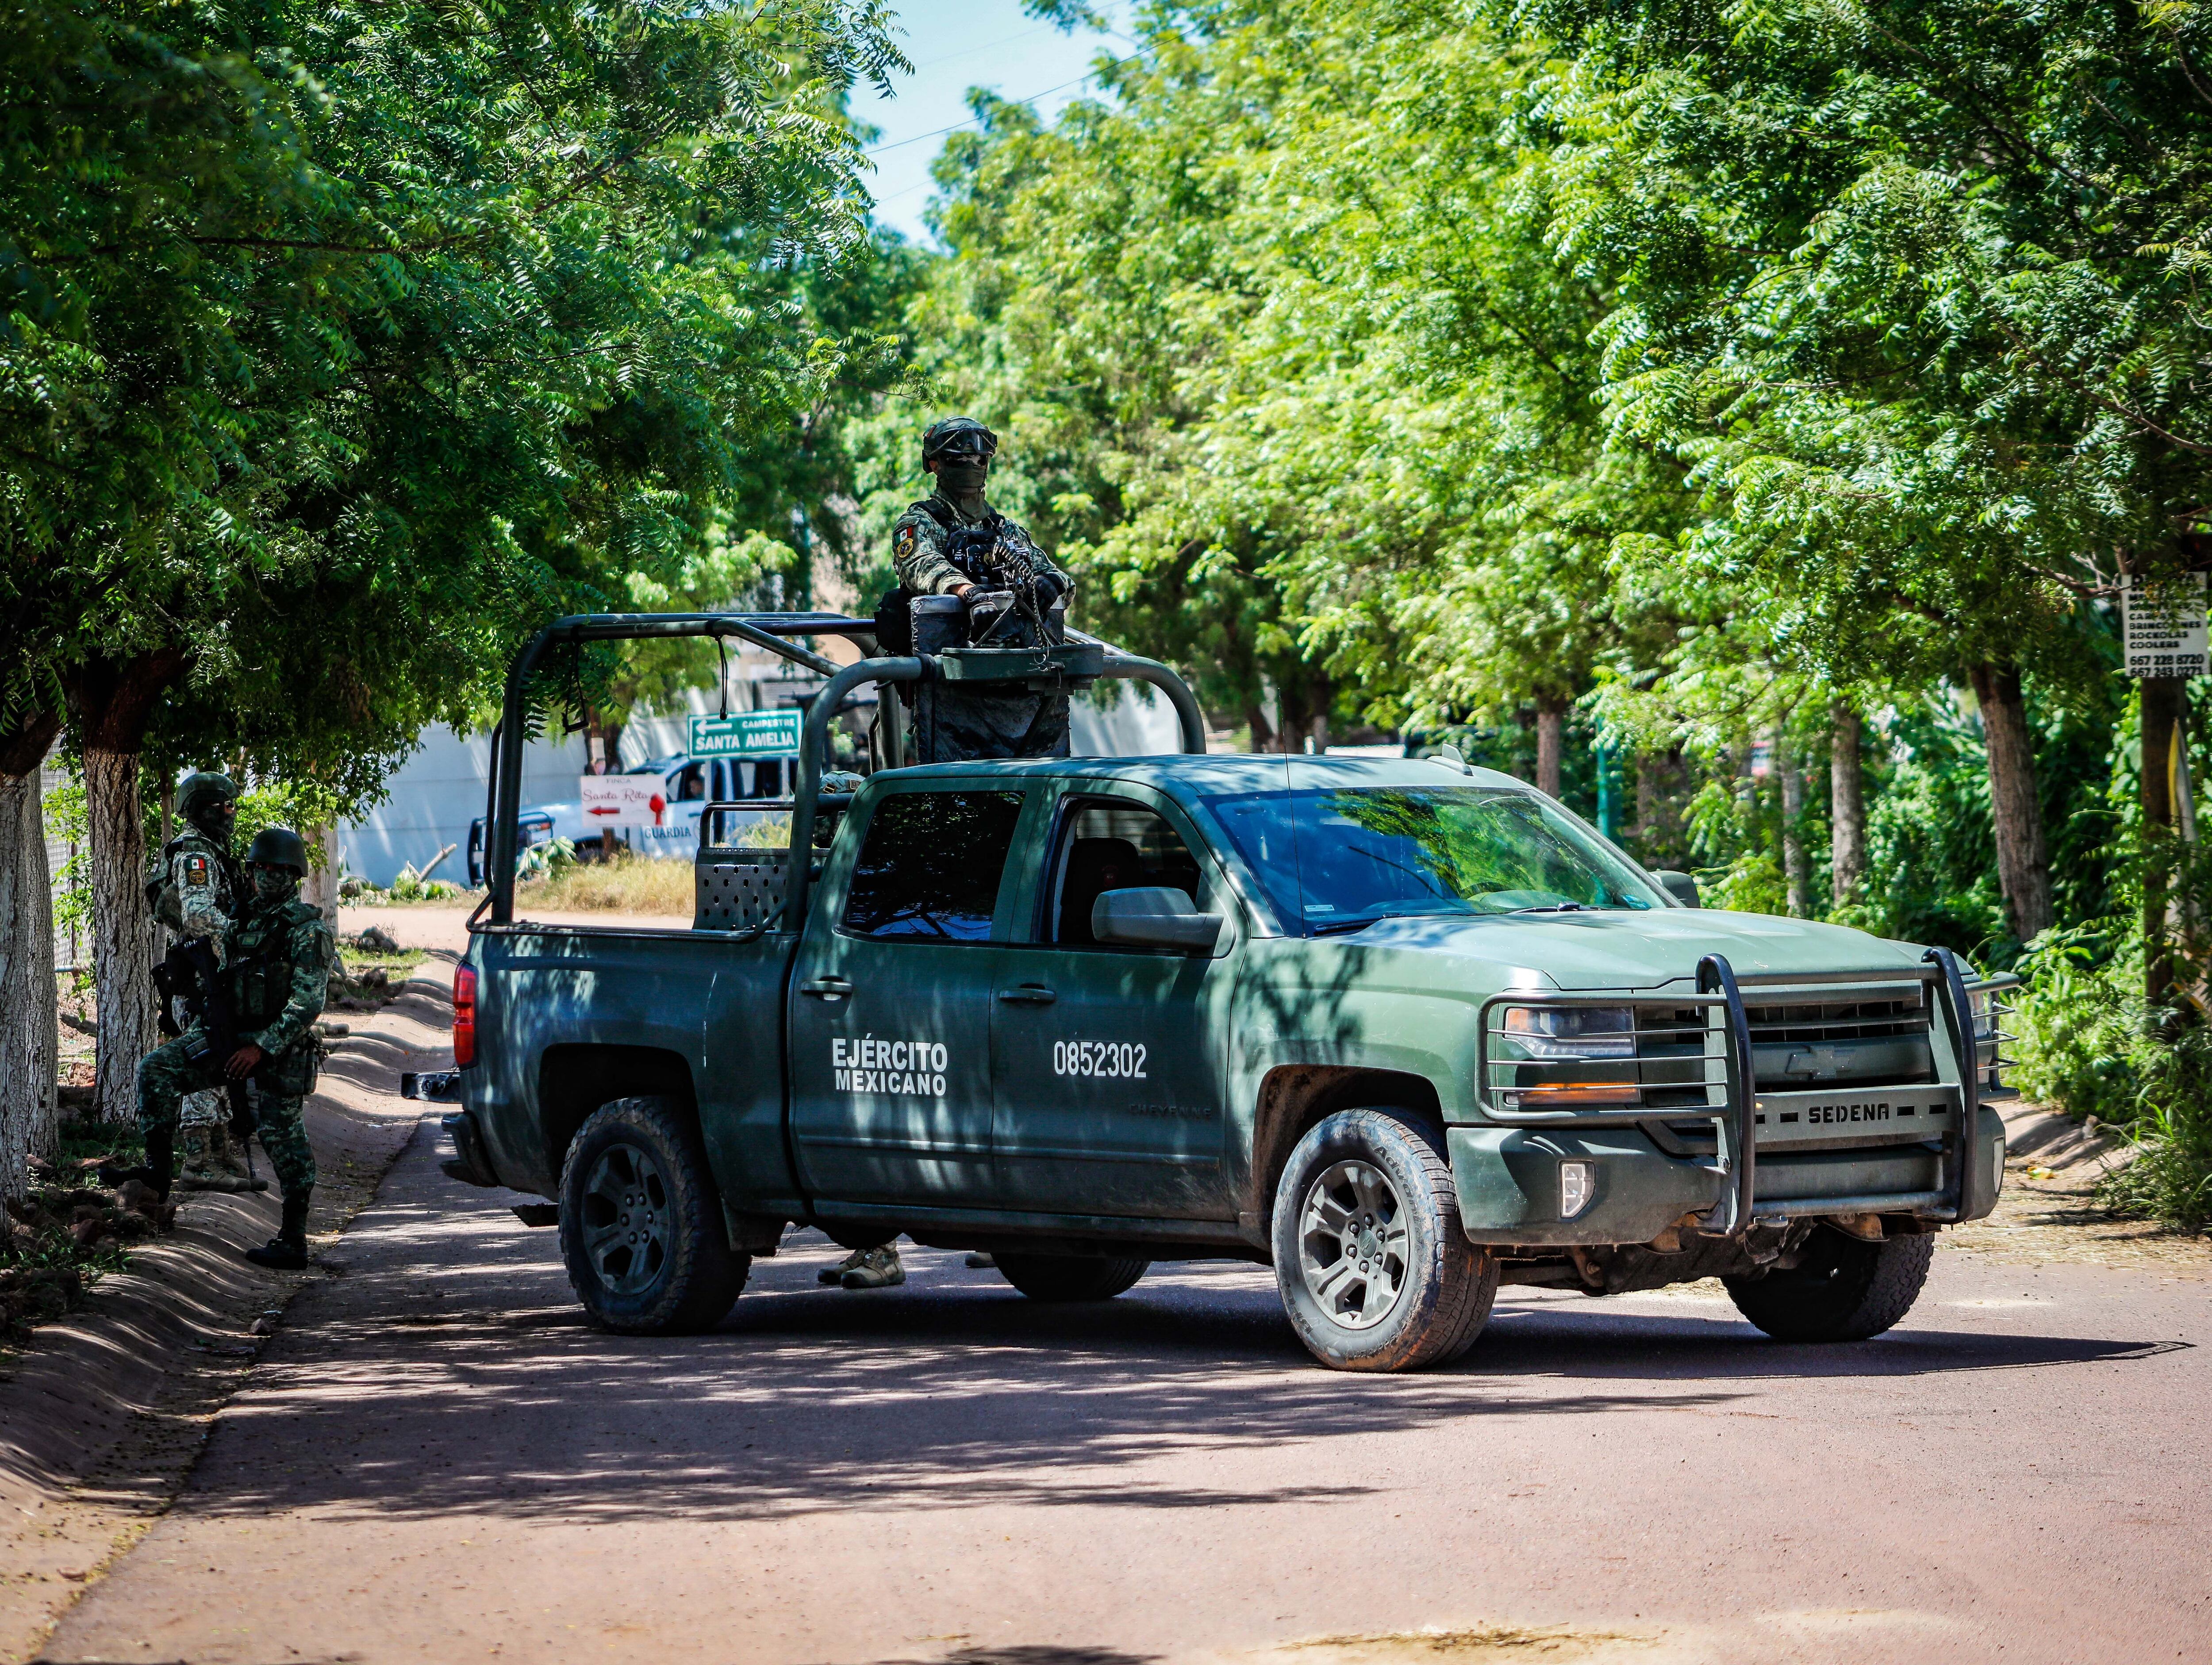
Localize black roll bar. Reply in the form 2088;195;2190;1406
484;612;1210;927
1924;945;1983;1223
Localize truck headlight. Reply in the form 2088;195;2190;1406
1502;1006;1635;1059
1496;1006;1640;1109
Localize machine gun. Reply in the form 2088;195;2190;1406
153;938;256;1141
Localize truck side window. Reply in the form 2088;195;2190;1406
842;791;1025;942
1051;801;1203;947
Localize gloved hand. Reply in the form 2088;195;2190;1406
964;587;1017;623
1029;570;1069;610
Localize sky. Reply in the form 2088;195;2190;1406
849;0;1133;245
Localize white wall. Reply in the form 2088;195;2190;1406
338;677;1191;887
339;728;588;887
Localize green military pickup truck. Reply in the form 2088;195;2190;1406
437;611;2012;1372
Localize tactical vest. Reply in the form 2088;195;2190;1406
225;900;326;1094
914;498;1044;588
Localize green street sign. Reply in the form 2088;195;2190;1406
689;709;803;758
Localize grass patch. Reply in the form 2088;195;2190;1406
341;947;427;976
519;854;694;915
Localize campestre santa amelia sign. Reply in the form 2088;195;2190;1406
2121;573;2209;679
687;709;803;758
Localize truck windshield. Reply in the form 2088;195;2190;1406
1200;785;1663;935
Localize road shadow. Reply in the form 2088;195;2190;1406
174;1123;2191;1532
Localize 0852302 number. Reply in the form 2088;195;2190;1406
1053;1039;1148;1080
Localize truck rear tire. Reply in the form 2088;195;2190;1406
1723;1228;1934;1342
559;1096;749;1334
994;1253;1149;1301
1271;1108;1498;1372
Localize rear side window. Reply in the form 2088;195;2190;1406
842;791;1025;942
1049;800;1205;946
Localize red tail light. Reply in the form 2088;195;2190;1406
453;963;478;1069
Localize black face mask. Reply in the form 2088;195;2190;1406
937;460;990;496
190;801;236;844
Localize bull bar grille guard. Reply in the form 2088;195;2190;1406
1472;951;2019;1236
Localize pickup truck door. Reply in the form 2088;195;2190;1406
990;788;1235;1220
787;786;1028;1207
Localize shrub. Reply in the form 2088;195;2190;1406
2012;921;2212;1232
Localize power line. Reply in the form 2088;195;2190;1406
862;52;1137;156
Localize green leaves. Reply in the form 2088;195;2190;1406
4;0;905;803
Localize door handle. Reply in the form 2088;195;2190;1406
998;985;1056;1005
800;976;853;999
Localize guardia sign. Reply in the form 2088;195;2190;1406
688;709;802;758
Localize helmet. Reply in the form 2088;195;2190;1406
176;772;237;820
244;825;309;876
921;416;998;465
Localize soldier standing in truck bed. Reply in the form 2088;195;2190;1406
892;417;1071;616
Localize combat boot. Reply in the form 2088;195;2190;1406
839;1246;906;1290
818;1246;872;1284
245;1186;311;1270
213;1123;253;1180
175;1125;220;1191
100;1125;174;1202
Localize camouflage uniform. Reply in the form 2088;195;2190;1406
145;792;246;1177
891;493;1069;601
148;825;238;952
137;892;332;1199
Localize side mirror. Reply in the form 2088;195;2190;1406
1092;886;1223;953
1652;870;1701;908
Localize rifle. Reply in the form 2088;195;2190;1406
158;938;256;1139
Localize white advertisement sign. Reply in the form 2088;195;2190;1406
579;775;670;831
2122;573;2209;679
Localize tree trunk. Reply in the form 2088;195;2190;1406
82;748;157;1123
65;652;184;1123
1534;697;1568;800
1244;703;1276;754
301;823;342;931
1632;748;1690;871
1829;700;1867;911
0;712;63;1200
2142;677;2187;1005
1304;671;1331;754
1967;662;2054;945
1776;727;1810;918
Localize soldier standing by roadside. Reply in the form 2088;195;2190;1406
145;772;256;1190
135;827;333;1269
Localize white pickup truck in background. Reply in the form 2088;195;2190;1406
465;752;793;884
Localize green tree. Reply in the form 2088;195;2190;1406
1532;0;2212;956
2;0;903;1125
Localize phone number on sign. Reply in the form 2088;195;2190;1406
1053;1040;1148;1080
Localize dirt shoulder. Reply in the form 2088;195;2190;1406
0;971;456;1663
1940;1100;2212;1275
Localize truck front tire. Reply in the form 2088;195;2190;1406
1271;1108;1498;1372
559;1096;749;1334
1723;1227;1934;1342
995;1253;1149;1301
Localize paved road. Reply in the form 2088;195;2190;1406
46;1116;2212;1665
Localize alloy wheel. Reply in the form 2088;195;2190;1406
1298;1158;1410;1330
580;1142;671;1296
